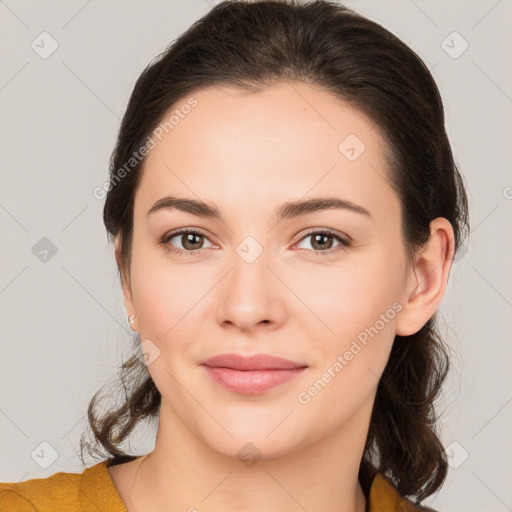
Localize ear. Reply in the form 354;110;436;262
115;233;137;330
395;217;456;336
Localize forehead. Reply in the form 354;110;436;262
135;82;398;222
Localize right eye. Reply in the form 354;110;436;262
161;228;215;256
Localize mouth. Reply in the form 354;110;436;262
200;353;308;395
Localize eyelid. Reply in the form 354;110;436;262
291;228;351;254
294;227;352;244
161;227;217;248
162;226;211;239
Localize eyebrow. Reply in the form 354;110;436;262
147;195;372;222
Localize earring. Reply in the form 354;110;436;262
129;314;135;324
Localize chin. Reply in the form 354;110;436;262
196;419;309;462
209;436;301;463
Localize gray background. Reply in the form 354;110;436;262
1;0;511;510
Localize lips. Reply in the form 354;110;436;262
201;353;307;371
201;353;308;395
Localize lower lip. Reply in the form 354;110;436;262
202;366;307;395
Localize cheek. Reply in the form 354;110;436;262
299;250;404;340
295;250;403;397
128;239;203;341
131;266;207;341
295;291;399;428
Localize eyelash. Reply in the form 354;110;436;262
160;228;351;258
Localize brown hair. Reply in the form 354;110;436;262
80;0;470;505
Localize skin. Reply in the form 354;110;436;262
109;81;455;512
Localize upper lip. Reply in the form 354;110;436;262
201;353;307;371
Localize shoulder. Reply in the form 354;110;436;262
0;484;37;512
0;459;126;512
0;469;81;512
368;473;439;512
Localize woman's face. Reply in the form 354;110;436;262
119;82;417;459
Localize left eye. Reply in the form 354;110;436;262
295;231;350;253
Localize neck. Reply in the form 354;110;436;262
125;402;370;512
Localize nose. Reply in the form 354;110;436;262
216;246;285;333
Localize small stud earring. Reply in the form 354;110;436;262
129;315;135;324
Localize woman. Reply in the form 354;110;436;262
0;0;469;510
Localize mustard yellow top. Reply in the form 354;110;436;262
0;459;421;511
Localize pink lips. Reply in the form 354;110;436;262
201;353;308;395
